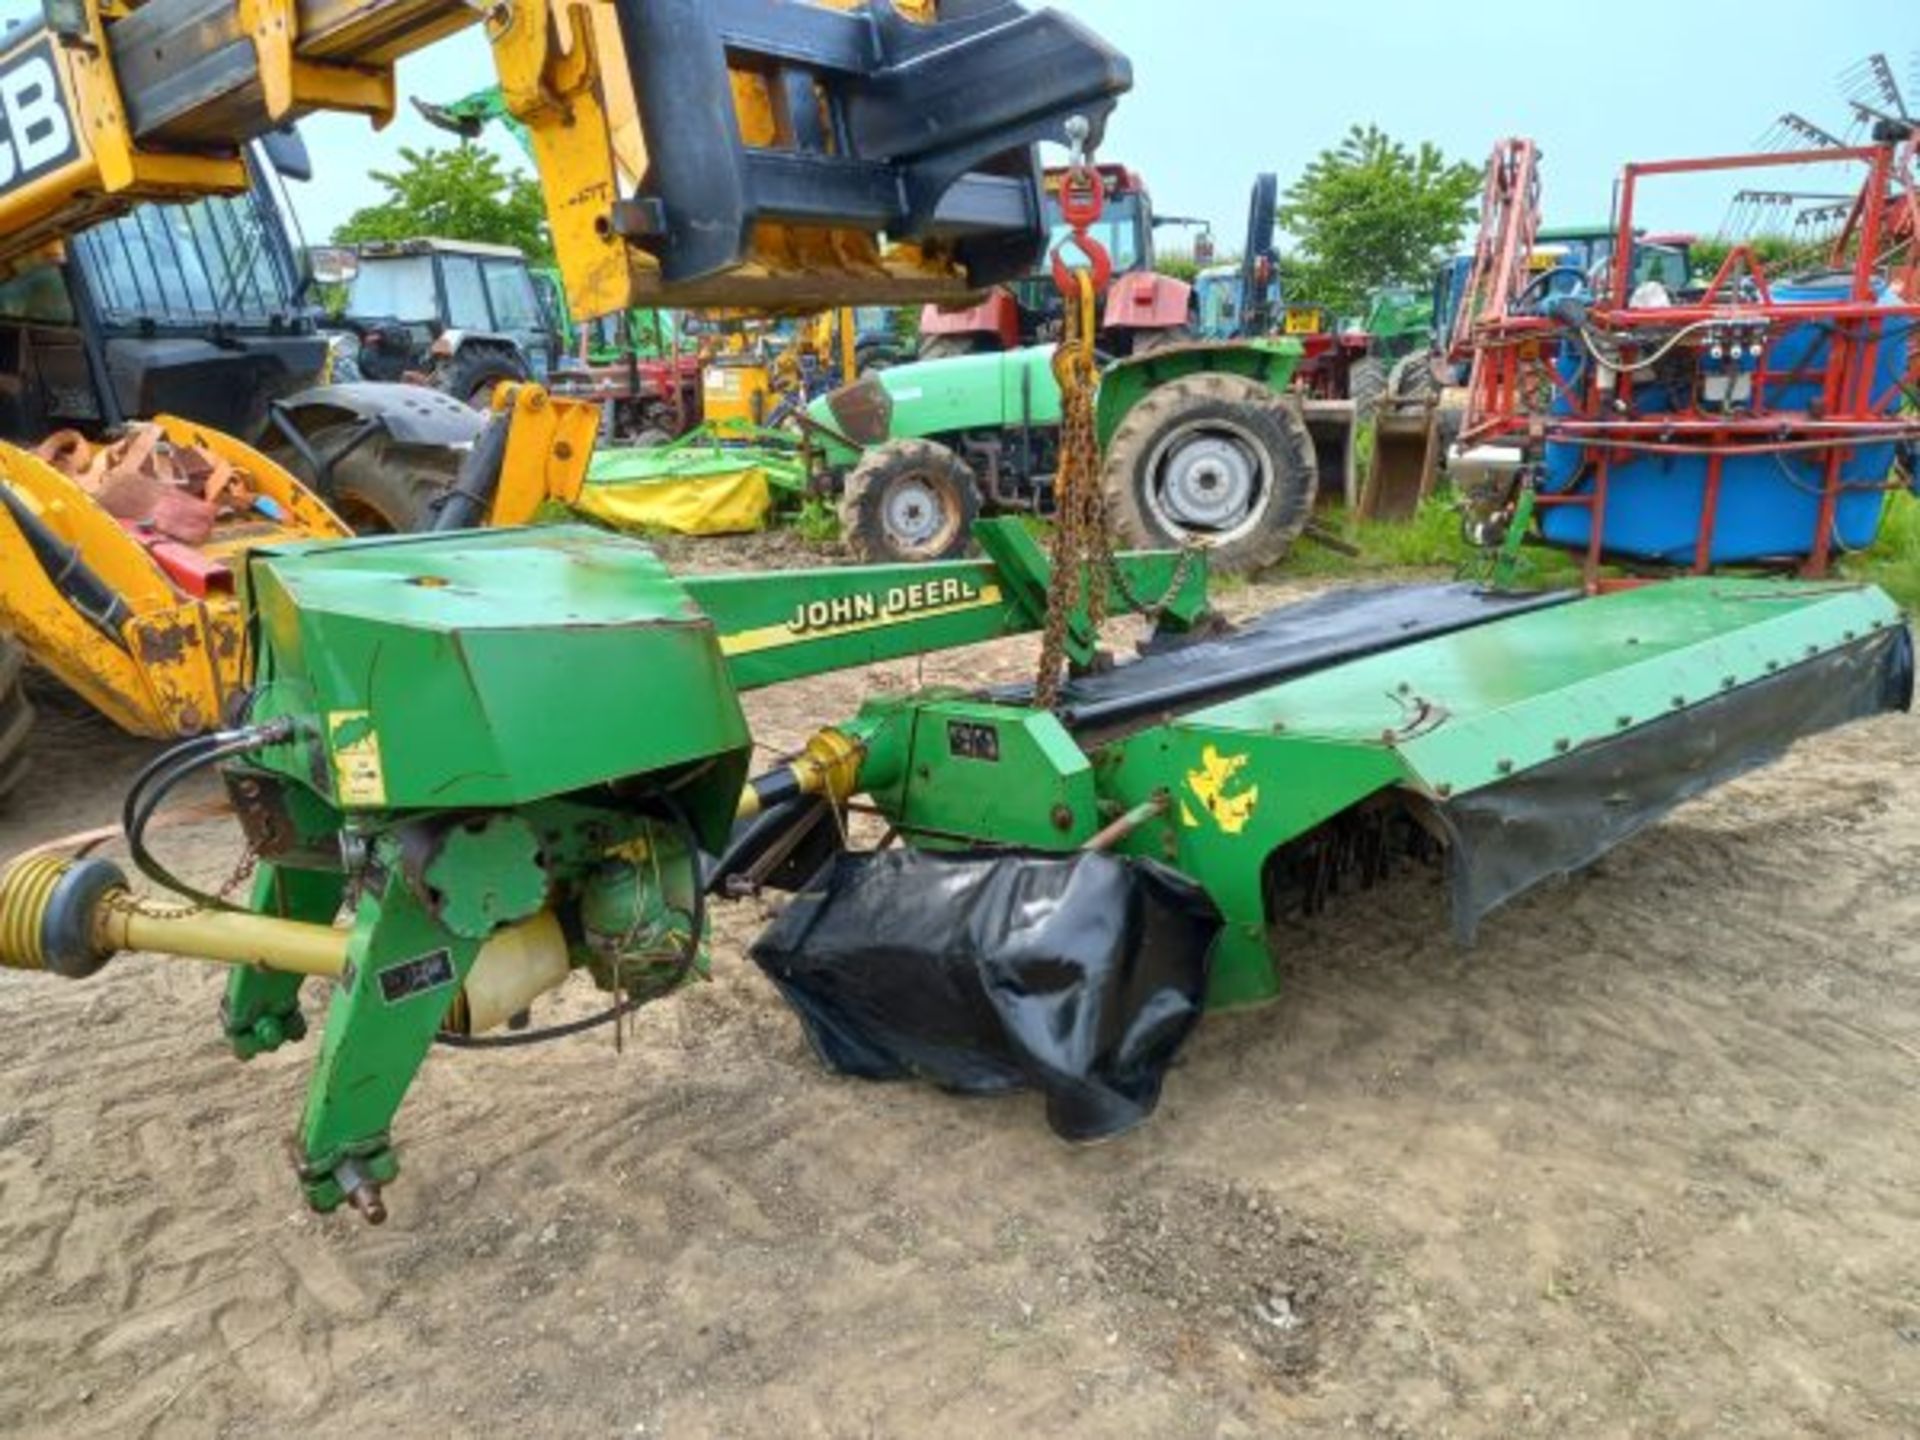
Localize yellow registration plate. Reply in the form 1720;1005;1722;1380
1282;307;1322;335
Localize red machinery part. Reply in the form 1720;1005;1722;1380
1455;131;1920;583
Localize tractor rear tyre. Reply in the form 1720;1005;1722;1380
1387;353;1438;404
916;335;990;362
266;424;456;534
436;346;530;409
1348;355;1388;425
839;439;981;564
1103;373;1318;576
0;639;35;807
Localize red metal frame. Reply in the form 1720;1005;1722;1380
1458;134;1920;587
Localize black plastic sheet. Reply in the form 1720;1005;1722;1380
992;582;1573;741
751;849;1221;1141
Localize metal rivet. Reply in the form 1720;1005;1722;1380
1436;783;1453;798
1554;737;1571;753
1616;715;1632;729
1497;758;1514;774
1671;695;1686;708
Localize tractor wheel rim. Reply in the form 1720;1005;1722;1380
883;475;955;554
1144;422;1270;543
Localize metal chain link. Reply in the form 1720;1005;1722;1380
1034;267;1105;709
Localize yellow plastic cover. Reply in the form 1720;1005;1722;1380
574;452;777;536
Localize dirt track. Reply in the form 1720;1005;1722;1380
2;548;1919;1438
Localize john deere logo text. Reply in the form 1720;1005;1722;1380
787;578;982;636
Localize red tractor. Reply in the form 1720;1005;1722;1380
916;164;1196;358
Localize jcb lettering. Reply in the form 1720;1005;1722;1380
0;45;77;194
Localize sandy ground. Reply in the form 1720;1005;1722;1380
2;540;1919;1438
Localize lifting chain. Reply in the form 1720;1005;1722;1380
1034;119;1116;709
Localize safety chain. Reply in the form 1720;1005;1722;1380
1104;539;1203;629
1034;118;1116;710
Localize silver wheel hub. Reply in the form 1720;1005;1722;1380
1147;424;1271;540
884;477;947;548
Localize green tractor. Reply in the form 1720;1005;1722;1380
809;339;1316;573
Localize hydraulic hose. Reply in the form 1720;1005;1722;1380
121;721;293;912
0;482;133;649
431;409;512;530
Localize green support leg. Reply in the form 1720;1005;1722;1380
223;864;346;1059
1198;869;1280;1011
297;876;479;1217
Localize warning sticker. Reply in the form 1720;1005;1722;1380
378;948;455;1005
328;710;388;808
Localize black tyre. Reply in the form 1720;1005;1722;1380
1387;353;1439;405
839;439;981;564
265;424;457;534
916;335;990;362
632;428;675;448
1103;373;1318;576
435;345;530;408
0;638;35;807
1347;355;1388;425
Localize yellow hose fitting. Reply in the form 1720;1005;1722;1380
792;727;866;804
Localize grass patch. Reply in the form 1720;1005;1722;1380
789;495;842;547
1840;489;1920;611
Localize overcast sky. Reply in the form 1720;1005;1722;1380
4;0;1909;254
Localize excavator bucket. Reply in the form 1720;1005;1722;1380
0;0;1130;316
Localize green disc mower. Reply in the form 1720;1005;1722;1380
0;512;1908;1220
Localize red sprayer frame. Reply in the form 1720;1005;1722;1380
1455;133;1920;584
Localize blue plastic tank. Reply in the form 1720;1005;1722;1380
1537;275;1909;564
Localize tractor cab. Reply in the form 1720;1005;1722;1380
326;238;556;404
917;164;1193;360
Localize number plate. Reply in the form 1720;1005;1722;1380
1282;307;1322;335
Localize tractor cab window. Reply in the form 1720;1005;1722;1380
440;255;492;331
72;189;293;326
1043;192;1145;275
1633;244;1690;293
482;260;540;332
344;255;439;323
0;262;75;326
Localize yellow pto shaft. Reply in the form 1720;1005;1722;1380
0;854;347;980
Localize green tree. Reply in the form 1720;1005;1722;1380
1154;253;1202;284
1279;125;1480;314
333;145;552;262
1685;234;1802;281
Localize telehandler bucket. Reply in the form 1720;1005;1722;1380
2;0;1132;318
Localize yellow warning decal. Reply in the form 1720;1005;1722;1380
328;710;388;808
720;581;1003;657
1185;744;1260;835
